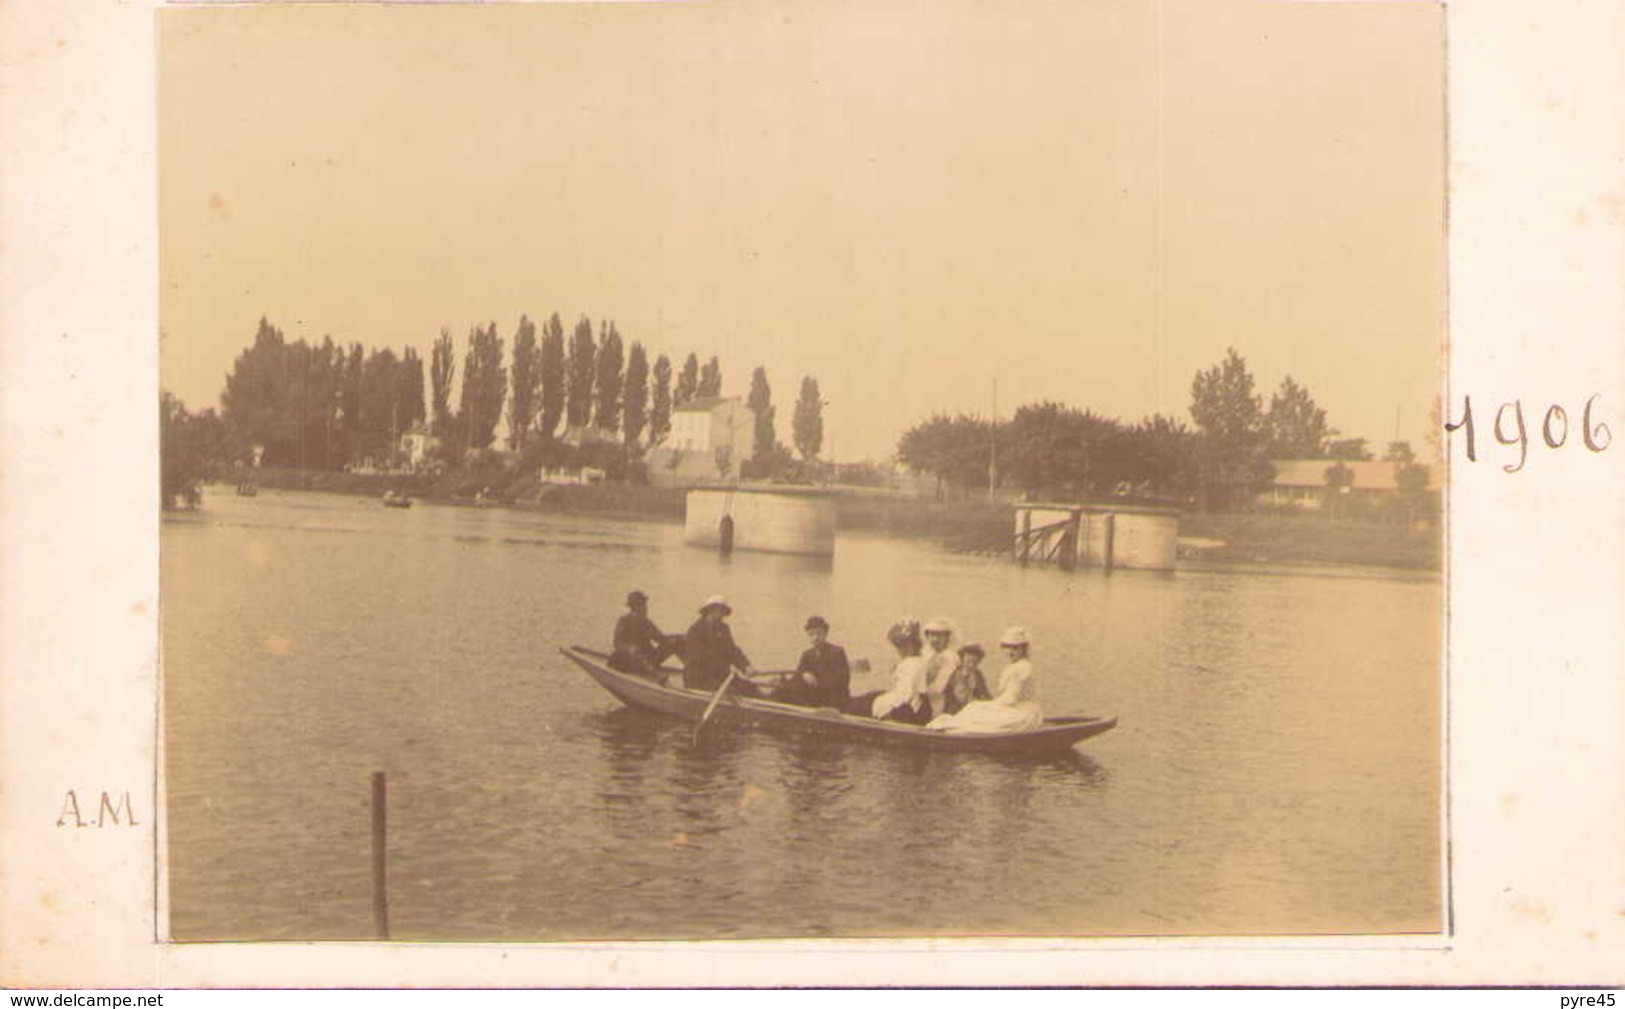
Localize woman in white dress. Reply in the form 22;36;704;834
854;618;932;724
927;627;1043;734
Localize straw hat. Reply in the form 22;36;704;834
999;626;1031;647
922;617;953;635
700;595;733;616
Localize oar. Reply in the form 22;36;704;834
692;668;740;746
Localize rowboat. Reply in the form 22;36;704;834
559;646;1117;756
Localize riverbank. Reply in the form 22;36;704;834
230;470;1439;571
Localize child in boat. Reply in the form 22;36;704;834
845;618;931;724
940;642;993;716
927;627;1042;733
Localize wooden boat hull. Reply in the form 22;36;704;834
560;646;1117;756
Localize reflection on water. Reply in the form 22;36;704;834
163;487;1441;940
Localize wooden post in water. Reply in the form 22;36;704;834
371;770;389;940
1103;512;1117;573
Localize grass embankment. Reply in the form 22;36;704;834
240;470;1438;570
242;467;688;521
1178;511;1440;571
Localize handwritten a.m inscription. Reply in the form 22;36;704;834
56;790;139;828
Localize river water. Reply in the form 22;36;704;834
162;488;1441;940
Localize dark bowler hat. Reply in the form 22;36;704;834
804;615;829;631
627;590;648;607
958;642;986;659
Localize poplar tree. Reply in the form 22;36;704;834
593;321;624;433
792;376;824;461
507;315;540;451
566;316;596;429
650;354;673;444
676;352;699;406
538;312;566;443
623;341;649;451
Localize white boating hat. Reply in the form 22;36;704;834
922;617;953;634
700;595;733;616
999;626;1031;647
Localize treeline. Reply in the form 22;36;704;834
160;314;831;506
897;347;1427;510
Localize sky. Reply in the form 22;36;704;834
159;0;1446;463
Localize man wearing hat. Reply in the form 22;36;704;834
610;590;680;678
777;615;851;710
681;595;755;692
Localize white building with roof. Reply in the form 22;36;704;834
648;396;755;486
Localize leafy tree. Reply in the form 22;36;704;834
507;315;540;451
1327;438;1373;461
458;322;506;451
792;376;824;461
538;313;566;443
897;412;997;496
593;321;624;433
1002;402;1122;499
746;366;775;465
1116;414;1199;500
1264;375;1333;458
698;356;722;397
161;391;232;508
623;341;649;451
430;328;456;439
1395;460;1432;524
676;353;700;406
1383;440;1416;464
650;353;673;444
1189;348;1271;509
566;316;596;429
220;317;293;465
1323;461;1355;519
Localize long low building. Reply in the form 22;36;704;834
1262;458;1436;510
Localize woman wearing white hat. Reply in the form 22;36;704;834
926;626;1043;734
681;595;755;691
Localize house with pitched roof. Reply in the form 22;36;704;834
646;396;755;486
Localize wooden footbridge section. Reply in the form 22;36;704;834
1012;502;1181;572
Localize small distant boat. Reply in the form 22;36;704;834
559;646;1117;756
381;491;413;509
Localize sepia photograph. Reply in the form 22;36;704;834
153;0;1448;944
8;0;1625;989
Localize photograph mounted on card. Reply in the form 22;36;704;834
154;0;1448;944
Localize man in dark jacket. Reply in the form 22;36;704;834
610;590;679;678
681;595;754;691
778;615;851;709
